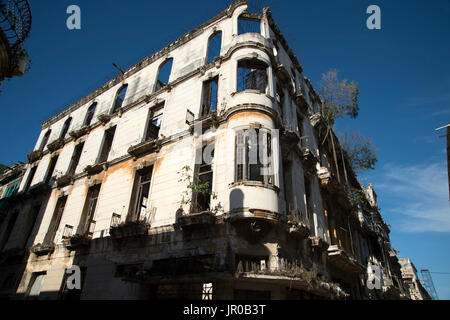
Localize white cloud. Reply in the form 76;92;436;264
372;162;450;233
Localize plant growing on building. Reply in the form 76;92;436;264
177;165;217;213
318;69;377;176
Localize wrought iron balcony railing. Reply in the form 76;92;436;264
0;0;32;49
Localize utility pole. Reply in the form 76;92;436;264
436;124;450;201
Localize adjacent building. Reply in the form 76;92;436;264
0;1;408;300
399;258;432;300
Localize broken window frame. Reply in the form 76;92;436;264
97;126;116;164
192;144;215;213
297;112;304;147
60;117;72;140
128;166;153;223
0;210;19;251
78;184;101;237
235;128;273;185
44;155;59;185
23;166;37;191
201;77;219;117
43;195;67;245
304;174;313;231
207;31;222;64
276;83;285;120
237;59;268;94
154;58;173;92
144;103;164;141
84;102;97;126
237;14;261;35
67;142;85;176
23;203;41;249
111;84;128;114
39;130;51;152
26;272;46;298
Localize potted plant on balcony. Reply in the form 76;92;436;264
176;165;217;228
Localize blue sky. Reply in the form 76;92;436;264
0;0;449;298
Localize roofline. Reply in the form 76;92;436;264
41;0;248;129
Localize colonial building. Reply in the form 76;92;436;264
0;1;407;300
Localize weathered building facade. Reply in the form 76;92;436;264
0;1;407;300
399;258;431;300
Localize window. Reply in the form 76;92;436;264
43;195;67;244
44;155;59;184
0;211;18;251
112;85;128;114
238;14;261;35
78;185;100;237
192;145;214;212
39;130;51;151
297;112;304;143
98;126;116;164
201;77;218;116
235;129;272;184
304;175;313;229
145;104;164;141
155;58;173;92
60;117;72;139
84;103;97;126
23;166;37;191
27;272;46;298
207;32;222;63
276;84;285;120
128;166;153;222
23;204;41;248
1;177;22;199
68;142;84;176
237;59;267;94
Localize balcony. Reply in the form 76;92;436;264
301;147;318;172
127;139;161;158
47;138;65;152
61;223;94;250
280;128;300;160
177;211;216;230
31;242;55;256
286;221;310;238
187;110;221;133
109;214;150;240
295;93;309;114
97;113;112;125
56;174;73;188
309;236;329;252
84;162;106;176
28;182;51;195
69;126;90;139
27;150;43;163
327;245;364;274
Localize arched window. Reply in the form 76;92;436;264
155;58;173;92
207;31;222;64
112;84;128;114
60;117;72;139
84;102;97;126
39;130;51;151
237;59;268;94
238;14;261;35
